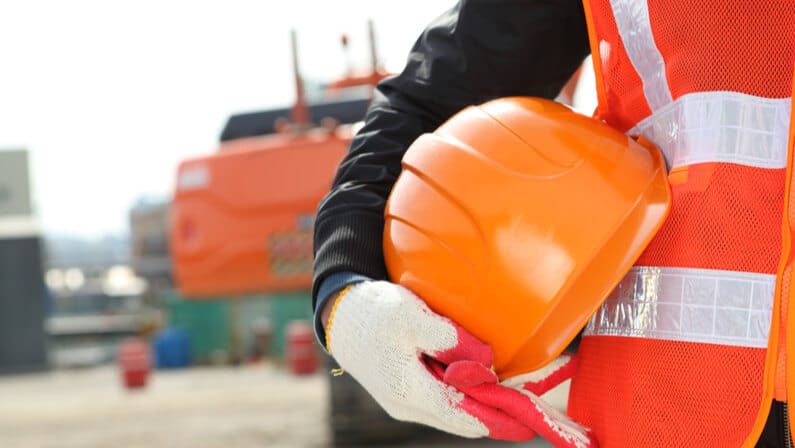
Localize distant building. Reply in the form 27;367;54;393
0;148;48;374
129;196;172;290
43;235;129;274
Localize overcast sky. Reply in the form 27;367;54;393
0;1;594;239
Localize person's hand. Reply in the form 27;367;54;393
324;280;598;447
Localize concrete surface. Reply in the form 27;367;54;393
0;363;564;447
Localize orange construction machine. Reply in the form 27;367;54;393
170;126;352;297
170;27;385;298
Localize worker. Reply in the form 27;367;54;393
312;1;795;447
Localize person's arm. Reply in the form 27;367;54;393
312;0;591;313
311;3;596;443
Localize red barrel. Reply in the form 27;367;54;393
117;338;152;389
285;320;318;375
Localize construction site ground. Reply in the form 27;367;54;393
0;362;562;447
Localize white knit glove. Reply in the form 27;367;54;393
325;280;597;447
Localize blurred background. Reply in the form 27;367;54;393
0;1;595;447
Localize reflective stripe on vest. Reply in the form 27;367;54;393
609;0;671;110
630;92;791;171
584;266;775;348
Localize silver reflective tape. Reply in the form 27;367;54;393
630;92;791;170
609;0;673;110
584;266;774;348
0;215;39;238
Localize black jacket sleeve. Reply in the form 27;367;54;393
312;0;591;308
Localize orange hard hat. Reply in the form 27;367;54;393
383;97;671;379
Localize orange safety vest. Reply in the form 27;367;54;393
568;1;795;446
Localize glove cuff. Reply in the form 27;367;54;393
325;284;354;353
